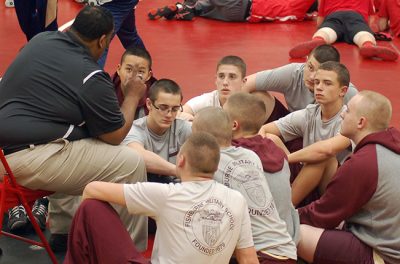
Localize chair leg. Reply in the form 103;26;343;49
23;202;58;264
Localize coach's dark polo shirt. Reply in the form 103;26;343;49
0;31;124;151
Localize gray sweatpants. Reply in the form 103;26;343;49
192;0;249;21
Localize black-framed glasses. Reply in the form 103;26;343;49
151;102;183;114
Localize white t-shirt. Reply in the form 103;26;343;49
185;90;221;114
275;104;351;163
255;63;358;112
124;181;254;264
215;146;297;260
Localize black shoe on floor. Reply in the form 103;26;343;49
31;197;49;230
148;5;178;20
7;205;28;232
174;3;195;20
49;233;68;253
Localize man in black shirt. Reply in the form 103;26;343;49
0;6;148;252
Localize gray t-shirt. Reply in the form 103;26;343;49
123;117;192;165
124;181;254;264
275;104;351;163
255;63;358;112
215;146;297;260
264;161;300;244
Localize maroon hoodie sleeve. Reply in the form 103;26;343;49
299;144;378;229
112;72;124;107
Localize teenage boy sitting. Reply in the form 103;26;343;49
224;92;300;244
259;61;352;207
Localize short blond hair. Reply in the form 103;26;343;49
216;55;246;78
180;132;220;174
225;92;267;134
357;90;392;131
192;107;232;146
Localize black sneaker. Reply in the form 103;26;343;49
49;234;68;253
148;5;178;20
174;3;195;20
7;205;28;232
31;197;49;230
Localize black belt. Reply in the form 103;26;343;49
3;145;32;155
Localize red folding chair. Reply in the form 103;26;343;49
0;148;58;264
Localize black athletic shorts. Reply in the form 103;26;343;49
319;10;373;44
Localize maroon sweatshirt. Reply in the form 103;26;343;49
299;127;400;263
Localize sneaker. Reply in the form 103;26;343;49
4;0;14;7
31;197;49;230
359;45;399;61
49;234;68;253
148;5;178;20
174;3;195;21
7;205;28;231
289;39;326;58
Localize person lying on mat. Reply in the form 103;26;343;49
288;0;398;61
376;0;400;38
148;0;316;23
64;132;259;264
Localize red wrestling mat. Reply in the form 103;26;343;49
0;1;400;262
1;0;400;126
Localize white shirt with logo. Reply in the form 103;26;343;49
124;181;254;264
215;146;297;260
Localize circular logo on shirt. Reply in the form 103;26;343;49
183;197;235;256
222;159;275;216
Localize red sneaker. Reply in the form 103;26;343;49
360;45;398;61
289;39;326;58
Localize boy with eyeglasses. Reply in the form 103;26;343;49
123;79;192;184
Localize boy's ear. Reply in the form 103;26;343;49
340;86;348;97
177;153;185;168
145;70;153;82
232;120;240;131
146;98;152;111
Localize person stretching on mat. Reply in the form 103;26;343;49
147;0;317;23
289;0;398;61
